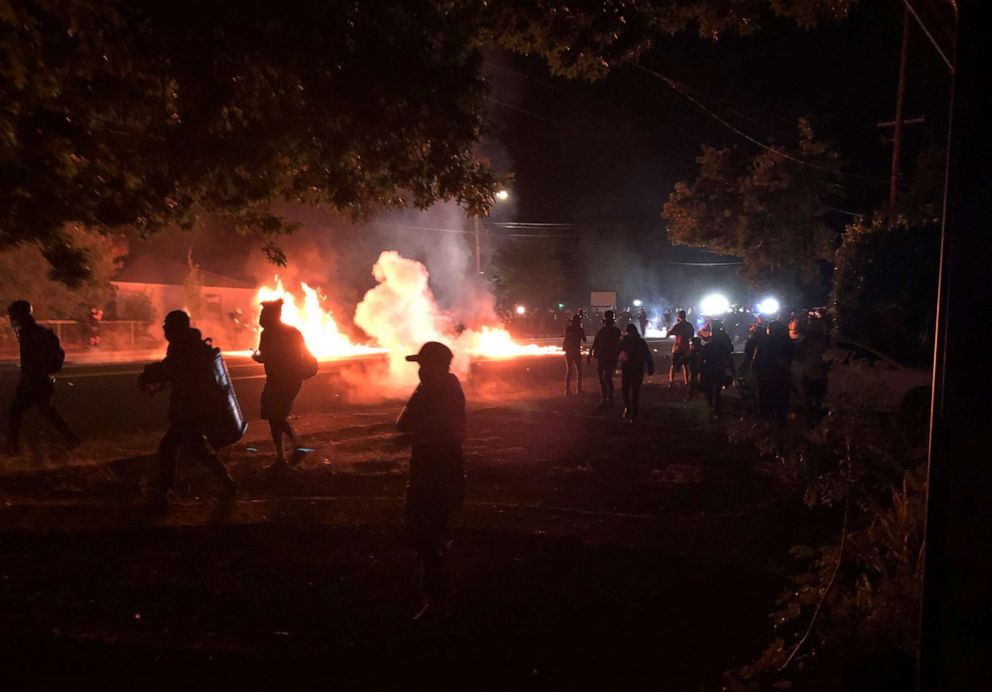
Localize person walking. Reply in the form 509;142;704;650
252;299;317;469
5;300;79;456
796;315;830;429
138;310;237;511
637;307;648;335
397;341;466;621
753;320;794;428
588;310;622;408
618;324;654;422
667;309;694;388
562;314;587;396
700;320;736;421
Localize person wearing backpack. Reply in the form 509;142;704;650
252;299;316;469
139;310;236;511
5;300;80;456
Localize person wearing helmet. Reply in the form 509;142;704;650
5;300;80;456
138;310;236;511
397;341;466;621
588;310;622;408
562;314;587;396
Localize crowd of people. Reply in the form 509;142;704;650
563;307;831;427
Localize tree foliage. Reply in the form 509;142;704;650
662;118;842;296
0;224;120;319
2;0;857;284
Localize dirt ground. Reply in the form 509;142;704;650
0;378;810;690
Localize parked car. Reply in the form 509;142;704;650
806;339;932;423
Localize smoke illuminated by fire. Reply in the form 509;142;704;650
254;252;559;388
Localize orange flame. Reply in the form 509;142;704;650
255;277;383;359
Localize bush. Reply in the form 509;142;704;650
119;292;157;323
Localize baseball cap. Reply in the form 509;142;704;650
405;341;453;366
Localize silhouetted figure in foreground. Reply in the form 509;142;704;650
252;299;316;469
562;314;587;396
796;316;830;429
5;300;79;455
700;321;736;421
397;341;466;621
754;320;794;428
138;310;236;511
667;309;694;387
619;324;654;422
589;310;622;408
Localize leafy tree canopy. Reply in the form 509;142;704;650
1;0;856;285
493;237;566;309
662;118;843;297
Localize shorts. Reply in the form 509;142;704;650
260;379;302;420
672;351;691;368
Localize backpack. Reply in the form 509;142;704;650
40;327;66;374
292;330;318;380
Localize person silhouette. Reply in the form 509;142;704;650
588;310;622;408
397;341;466;621
619;323;654;422
5;300;79;456
562;314;587;396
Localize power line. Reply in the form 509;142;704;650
630;62;892;188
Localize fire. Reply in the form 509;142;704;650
462;325;561;359
255;277;382;359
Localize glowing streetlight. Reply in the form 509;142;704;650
495;189;510;202
757;297;781;315
699;293;730;316
632;299;643;307
515;305;527;316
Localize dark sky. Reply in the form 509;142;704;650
127;2;954;310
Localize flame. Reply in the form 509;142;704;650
461;325;561;359
255;277;382;359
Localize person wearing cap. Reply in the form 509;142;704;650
397;341;466;620
138;310;236;511
588;310;622;408
5;300;80;456
667;309;694;388
562;314;587;396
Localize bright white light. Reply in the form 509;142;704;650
699;293;730;316
496;190;510;202
757;297;781;315
632;299;643;307
515;305;527;315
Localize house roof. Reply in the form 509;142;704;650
114;255;254;289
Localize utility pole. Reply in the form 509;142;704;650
473;216;482;275
877;7;924;225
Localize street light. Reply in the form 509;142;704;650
515;305;527;316
757;297;781;315
632;299;643;307
474;190;511;274
699;293;730;316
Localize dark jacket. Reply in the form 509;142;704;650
15;318;57;382
139;327;215;425
562;323;587;354
701;331;735;377
256;324;308;383
754;332;794;381
590;325;622;366
397;373;466;498
619;334;655;376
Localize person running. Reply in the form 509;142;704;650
397;342;466;621
700;320;736;421
252;299;316;469
667;310;694;388
588;310;622;408
138;310;237;511
618;324;654;422
5;300;79;456
562;314;587;396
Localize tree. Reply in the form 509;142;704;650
493;237;566;309
0;224;120;319
662;118;842;298
182;248;204;321
2;1;857;284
